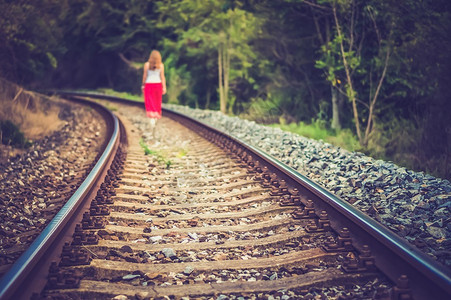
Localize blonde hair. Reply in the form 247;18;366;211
148;50;162;70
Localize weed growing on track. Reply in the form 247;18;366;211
139;138;172;168
177;149;187;158
0;120;32;148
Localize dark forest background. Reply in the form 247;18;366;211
1;0;450;179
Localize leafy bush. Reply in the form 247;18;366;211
96;89;143;102
270;120;360;152
239;97;282;124
0;120;32;148
273;120;329;141
365;118;450;179
326;128;360;152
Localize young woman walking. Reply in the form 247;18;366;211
142;50;166;137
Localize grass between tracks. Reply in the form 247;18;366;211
96;88;143;102
139;139;172;169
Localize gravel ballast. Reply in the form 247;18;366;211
165;104;451;268
0;98;105;275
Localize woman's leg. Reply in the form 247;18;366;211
150;118;158;138
148;83;162;138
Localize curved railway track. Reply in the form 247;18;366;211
0;92;449;299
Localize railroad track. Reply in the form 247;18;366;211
0;92;449;299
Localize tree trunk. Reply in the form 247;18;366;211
331;86;341;130
363;46;391;146
223;40;230;113
205;88;211;109
333;4;362;144
218;45;226;113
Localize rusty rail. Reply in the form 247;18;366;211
167;110;451;300
0;96;122;300
3;90;449;300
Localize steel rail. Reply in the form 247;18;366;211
45;91;451;299
164;107;451;300
0;97;120;300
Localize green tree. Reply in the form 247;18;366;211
0;0;65;85
246;0;330;124
312;0;393;147
312;6;343;130
50;0;162;91
156;0;261;113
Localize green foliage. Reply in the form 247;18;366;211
275;121;329;141
365;118;417;160
139;139;155;156
96;88;142;102
162;53;191;105
103;103;118;112
176;149;187;158
1;0;450;178
326;128;360;152
239;97;282;124
315;36;345;86
46;52;58;69
0;120;32;148
270;120;360;152
49;0;163;91
139;138;172;169
0;0;64;84
155;0;263;112
247;0;327;123
361;116;450;179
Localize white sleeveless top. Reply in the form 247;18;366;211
145;68;161;83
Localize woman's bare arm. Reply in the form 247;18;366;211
160;63;167;95
142;62;149;89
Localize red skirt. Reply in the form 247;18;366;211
144;83;162;118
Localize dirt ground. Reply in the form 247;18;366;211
0;79;68;162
